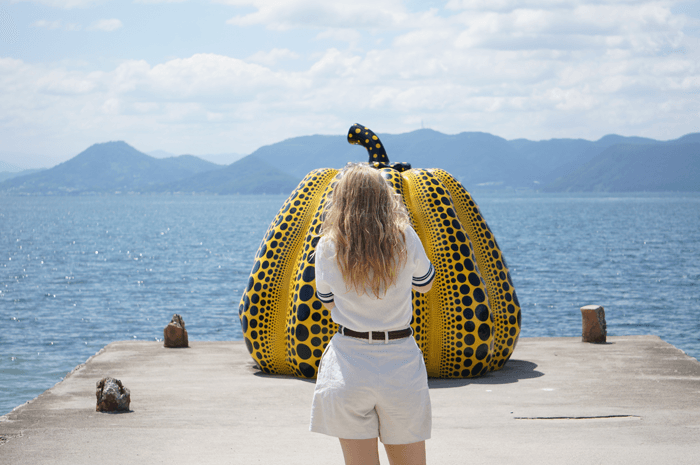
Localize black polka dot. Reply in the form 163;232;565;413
478;323;490;342
302;266;315;283
296;325;309;342
299;284;314;301
475;344;488;360
297;344;312;360
299;362;315;377
475;304;489;322
297;303;310;321
473;288;486;303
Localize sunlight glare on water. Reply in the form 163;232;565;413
1;192;699;415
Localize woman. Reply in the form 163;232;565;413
310;163;435;465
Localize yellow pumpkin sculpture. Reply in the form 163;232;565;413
238;124;521;378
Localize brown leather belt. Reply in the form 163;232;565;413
338;325;413;342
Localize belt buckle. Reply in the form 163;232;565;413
368;331;389;344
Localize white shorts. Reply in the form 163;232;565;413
309;332;431;445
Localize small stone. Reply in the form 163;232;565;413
164;313;189;348
581;305;607;343
96;377;130;412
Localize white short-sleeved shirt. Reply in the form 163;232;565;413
314;226;434;332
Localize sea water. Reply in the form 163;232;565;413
1;192;699;415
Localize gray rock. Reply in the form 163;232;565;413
164;313;189;348
96;377;130;412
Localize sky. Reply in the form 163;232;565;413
1;0;699;166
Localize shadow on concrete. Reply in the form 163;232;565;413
428;360;544;389
246;359;544;387
251;371;316;383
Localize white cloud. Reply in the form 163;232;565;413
446;0;649;11
88;18;123;32
247;48;300;66
29;19;83;31
315;28;363;44
12;0;103;8
31;19;62;29
142;53;293;98
223;0;410;30
2;1;699;157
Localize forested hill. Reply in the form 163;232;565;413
0;142;221;194
1;132;698;194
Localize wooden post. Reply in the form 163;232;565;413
581;305;606;343
164;314;189;348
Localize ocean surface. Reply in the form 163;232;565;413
2;192;699;415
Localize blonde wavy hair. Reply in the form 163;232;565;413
320;163;410;298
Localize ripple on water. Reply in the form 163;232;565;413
1;193;699;415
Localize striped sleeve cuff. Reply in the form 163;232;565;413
316;289;335;303
412;263;435;287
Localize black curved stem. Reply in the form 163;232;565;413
347;124;389;164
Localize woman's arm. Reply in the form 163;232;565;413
412;281;432;293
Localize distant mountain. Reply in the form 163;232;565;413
2;132;698;195
0;142;220;194
148;150;245;166
543;142;700;192
509;134;669;186
198;153;246;166
382;130;537;187
249;129;699;192
150;154;300;195
147;149;177;159
0;168;45;183
249;129;538;187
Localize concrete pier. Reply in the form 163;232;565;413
1;336;699;464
